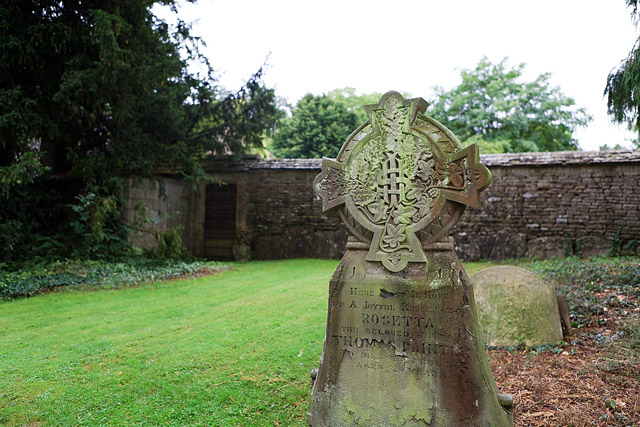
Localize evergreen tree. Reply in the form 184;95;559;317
0;0;279;260
605;0;640;145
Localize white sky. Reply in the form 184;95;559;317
158;0;640;151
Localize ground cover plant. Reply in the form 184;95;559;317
0;258;226;301
1;257;638;425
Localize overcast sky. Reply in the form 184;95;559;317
158;0;640;151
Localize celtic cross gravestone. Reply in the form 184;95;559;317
308;91;514;426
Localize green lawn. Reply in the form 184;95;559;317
2;257;638;426
0;259;344;426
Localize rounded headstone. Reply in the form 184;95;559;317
471;266;563;347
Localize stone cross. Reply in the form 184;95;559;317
314;91;491;272
308;91;513;426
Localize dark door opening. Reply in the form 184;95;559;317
204;183;236;260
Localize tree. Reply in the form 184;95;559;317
429;57;592;153
326;88;386;123
0;0;279;261
1;0;279;186
326;87;413;124
605;0;640;145
269;94;359;158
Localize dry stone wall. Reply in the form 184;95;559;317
236;169;346;260
454;151;640;260
205;162;350;261
124;151;640;261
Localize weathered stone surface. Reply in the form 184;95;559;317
453;231;483;261
556;294;572;337
313;92;491;273
453;155;640;260
471;266;563;347
309;92;512;426
577;236;611;258
527;236;568;259
487;231;528;260
308;246;513;426
121;176;195;252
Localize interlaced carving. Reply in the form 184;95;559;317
314;91;491;272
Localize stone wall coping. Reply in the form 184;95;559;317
480;150;640;166
209;150;640;171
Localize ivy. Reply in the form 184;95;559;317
0;258;227;301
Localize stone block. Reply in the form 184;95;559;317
488;231;527;260
527;236;568;259
577;236;610;257
455;241;483;261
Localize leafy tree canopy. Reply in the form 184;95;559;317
599;143;627;151
326;88;413;124
605;0;640;145
269;94;359;158
429;57;592;153
326;88;386;123
0;0;279;191
0;0;279;261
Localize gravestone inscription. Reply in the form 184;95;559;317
309;91;514;426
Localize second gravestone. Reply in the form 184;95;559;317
309;91;514;426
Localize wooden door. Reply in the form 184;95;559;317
204;183;236;260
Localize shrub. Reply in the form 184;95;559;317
147;226;187;260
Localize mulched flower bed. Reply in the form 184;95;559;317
489;296;639;426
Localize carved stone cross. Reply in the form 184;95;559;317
308;91;513;426
314;91;492;272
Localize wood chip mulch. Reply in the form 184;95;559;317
489;315;640;426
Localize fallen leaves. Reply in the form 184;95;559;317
490;320;639;425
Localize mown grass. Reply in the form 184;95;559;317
2;257;637;426
0;259;340;426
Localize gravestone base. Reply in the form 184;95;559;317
308;241;513;426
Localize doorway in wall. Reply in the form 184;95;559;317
204;183;236;260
